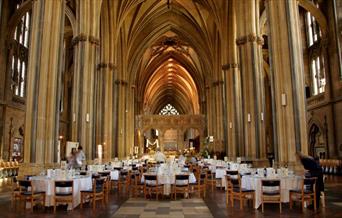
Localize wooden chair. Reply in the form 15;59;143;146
290;177;317;211
18;180;45;211
192;172;207;198
261;180;281;213
229;175;255;209
80;178;105;210
173;174;190;200
118;170;130;193
98;172;111;202
225;171;239;206
54;180;73;213
144;174;163;200
130;173;144;197
11;176;20;207
206;171;217;191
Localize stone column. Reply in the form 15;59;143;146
266;0;308;165
115;79;128;158
235;0;266;160
24;0;65;163
71;0;102;160
222;0;242;159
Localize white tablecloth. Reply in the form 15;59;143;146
241;175;302;209
31;175;92;210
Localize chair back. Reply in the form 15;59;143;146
114;167;122;171
198;173;207;185
18;180;32;193
303;177;316;193
18;180;31;188
92;174;101;179
229;175;241;190
226;170;239;176
175;174;189;185
55;180;73;188
144;174;158;186
261;179;281;195
262;180;280;187
55;180;73;195
98;171;110;177
94;178;106;193
80;171;87;176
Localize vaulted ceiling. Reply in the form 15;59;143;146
102;0;227;115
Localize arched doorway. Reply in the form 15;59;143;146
309;123;326;159
183;128;200;153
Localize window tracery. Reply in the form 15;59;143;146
305;1;326;96
159;103;180;115
9;3;31;99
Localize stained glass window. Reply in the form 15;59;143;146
159;103;180;115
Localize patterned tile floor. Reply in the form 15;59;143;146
0;175;340;217
112;198;213;218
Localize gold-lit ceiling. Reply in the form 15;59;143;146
101;0;228;115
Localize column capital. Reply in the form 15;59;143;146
97;62;116;70
236;34;264;46
222;63;239;70
115;79;128;86
212;80;224;87
72;33;100;47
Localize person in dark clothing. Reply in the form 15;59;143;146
296;151;324;209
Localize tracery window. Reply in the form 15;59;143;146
159;103;180;115
305;2;326;96
9;3;31;99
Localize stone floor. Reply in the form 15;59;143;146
112;198;212;218
0;175;341;218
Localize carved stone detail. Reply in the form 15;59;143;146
72;33;100;46
222;63;239;70
236;34;264;46
97;62;116;70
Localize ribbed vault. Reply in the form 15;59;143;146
115;0;222;115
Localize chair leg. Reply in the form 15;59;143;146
93;196;96;210
31;198;34;212
314;194;317;211
240;196;243;209
280;202;282;213
54;199;56;213
262;202;264;213
80;194;83;209
226;191;229;206
290;193;293;209
252;193;255;209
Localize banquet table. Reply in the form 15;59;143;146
30;175;92;210
241;175;302;209
141;172;196;195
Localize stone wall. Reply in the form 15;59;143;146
2;106;25;161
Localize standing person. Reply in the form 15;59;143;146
296;151;324;209
76;145;86;168
67;148;77;169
